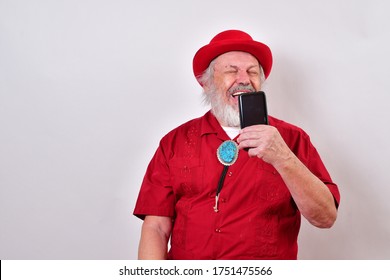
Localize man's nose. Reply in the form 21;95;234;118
236;70;250;85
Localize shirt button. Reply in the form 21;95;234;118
228;171;233;177
215;228;221;233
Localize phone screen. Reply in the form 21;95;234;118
238;91;268;128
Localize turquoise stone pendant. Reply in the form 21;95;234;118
217;140;239;166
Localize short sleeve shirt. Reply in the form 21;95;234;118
133;111;340;260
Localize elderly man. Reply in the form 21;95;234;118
133;30;340;260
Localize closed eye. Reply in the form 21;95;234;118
224;70;238;74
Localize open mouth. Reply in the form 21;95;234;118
231;91;247;97
231;90;254;98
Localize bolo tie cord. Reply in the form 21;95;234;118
213;165;229;213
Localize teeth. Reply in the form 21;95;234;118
231;92;245;97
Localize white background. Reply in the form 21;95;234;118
1;0;389;259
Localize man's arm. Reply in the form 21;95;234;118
237;125;337;228
138;215;172;259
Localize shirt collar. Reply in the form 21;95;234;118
200;110;231;140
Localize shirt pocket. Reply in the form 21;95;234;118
255;160;291;202
169;157;204;198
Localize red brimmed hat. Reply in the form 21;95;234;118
193;30;273;84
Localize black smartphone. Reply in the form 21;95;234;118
238;91;268;128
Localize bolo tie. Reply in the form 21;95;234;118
214;140;239;212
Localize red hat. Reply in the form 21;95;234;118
193;30;273;84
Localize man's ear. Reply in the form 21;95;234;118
201;76;213;93
202;83;210;92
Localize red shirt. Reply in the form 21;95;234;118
134;111;340;259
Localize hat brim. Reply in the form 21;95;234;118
193;39;273;84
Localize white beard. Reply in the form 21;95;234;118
210;96;240;127
203;85;256;127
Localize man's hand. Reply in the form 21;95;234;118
237;125;294;168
